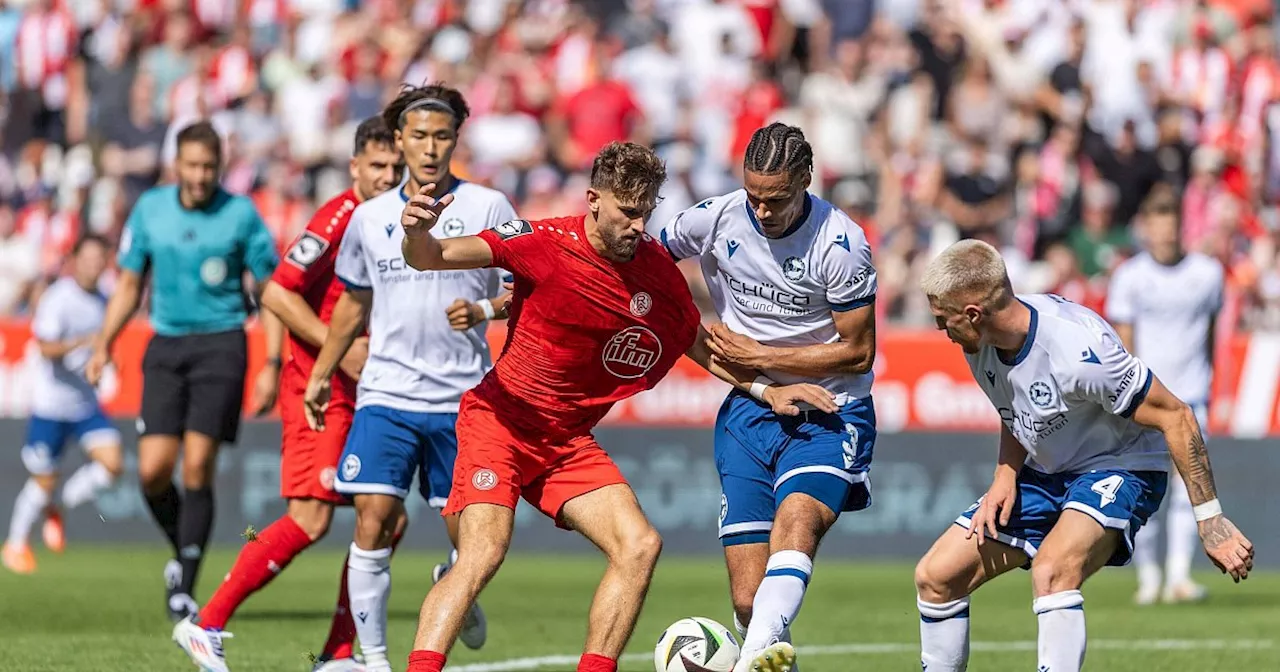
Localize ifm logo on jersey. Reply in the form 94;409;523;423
999;407;1070;442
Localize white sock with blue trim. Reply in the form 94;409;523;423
347;544;393;670
741;550;811;655
1033;590;1085;672
7;479;48;547
62;461;114;509
918;595;970;671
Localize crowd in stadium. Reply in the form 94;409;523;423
2;0;1279;331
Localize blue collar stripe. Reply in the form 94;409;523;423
999;299;1038;366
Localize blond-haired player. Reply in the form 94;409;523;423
912;240;1253;672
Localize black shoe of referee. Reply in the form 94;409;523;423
164;559;199;623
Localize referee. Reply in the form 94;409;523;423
87;121;283;622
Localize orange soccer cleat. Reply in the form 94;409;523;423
42;509;65;554
2;542;36;574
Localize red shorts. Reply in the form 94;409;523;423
442;393;627;526
279;373;354;504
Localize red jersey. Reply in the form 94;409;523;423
474;215;700;439
270;189;361;402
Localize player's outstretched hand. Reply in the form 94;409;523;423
763;383;838;416
85;347;110;387
1199;515;1254;582
968;474;1017;546
401;183;455;238
339;336;369;381
706;323;769;368
249;365;280;417
303;376;332;432
447;298;484;330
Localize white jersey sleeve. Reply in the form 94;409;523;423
1063;329;1153;418
821;226;877;311
334;211;371;290
1104;261;1136;325
31;284;68;342
659;198;718;261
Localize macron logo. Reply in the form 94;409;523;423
357;611;368;623
696;199;713;209
384;223;396;238
727;240;740;258
833;233;850;251
985;371;996;387
1080;348;1100;364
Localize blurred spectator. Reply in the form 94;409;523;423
1069;180;1131;278
547;40;644;170
139;10;195;119
0;203;39;316
800;38;884;190
1;0;1277;334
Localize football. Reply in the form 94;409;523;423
654;617;740;672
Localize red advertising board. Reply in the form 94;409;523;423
1;319;1276;436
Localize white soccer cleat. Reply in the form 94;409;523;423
1134;583;1161;606
1162;581;1208;604
433;560;487;650
734;642;796;672
172;615;233;672
311;657;367;672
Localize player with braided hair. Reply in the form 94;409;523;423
658;123;879;672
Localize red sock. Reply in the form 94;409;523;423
578;653;617;672
320;551;357;660
407;650;446;672
197;515;314;629
321;531;406;660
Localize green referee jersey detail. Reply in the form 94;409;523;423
119;185;279;337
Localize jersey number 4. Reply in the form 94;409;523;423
1090;474;1125;508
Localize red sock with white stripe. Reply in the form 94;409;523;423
406;650;446;672
197;516;314;629
578;653;617;672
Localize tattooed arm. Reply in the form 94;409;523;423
1133;376;1254;582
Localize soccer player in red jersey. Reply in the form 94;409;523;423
173;117;399;672
396;142;836;672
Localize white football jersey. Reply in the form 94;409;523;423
966;294;1168;474
30;277;107;421
659;190;877;403
335;181;517;413
1106;252;1223;405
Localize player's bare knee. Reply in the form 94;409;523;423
616;525;663;571
1030;554;1085;596
454;544;507;589
287;499;334;540
93;447;124;478
915;553;966;603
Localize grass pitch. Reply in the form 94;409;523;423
0;546;1275;671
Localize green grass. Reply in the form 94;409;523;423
0;546;1276;671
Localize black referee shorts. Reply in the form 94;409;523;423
139;329;248;444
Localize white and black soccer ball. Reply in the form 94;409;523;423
654;617;740;672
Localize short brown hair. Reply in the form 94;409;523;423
589;142;667;204
1140;188;1179;219
176;121;223;162
353;116;395;155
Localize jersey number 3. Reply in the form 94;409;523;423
1091;474;1125;508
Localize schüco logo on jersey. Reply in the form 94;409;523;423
602;326;663;379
